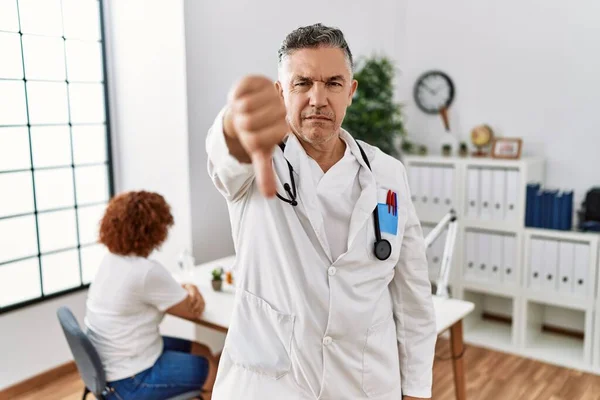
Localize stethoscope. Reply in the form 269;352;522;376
276;140;392;261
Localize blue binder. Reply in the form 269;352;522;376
525;183;541;227
532;191;543;228
552;193;562;230
542;190;558;229
560;191;573;230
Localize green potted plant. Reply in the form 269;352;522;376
442;144;452;157
418;145;428;156
211;267;223;291
401;139;414;155
343;56;405;156
459;142;468;157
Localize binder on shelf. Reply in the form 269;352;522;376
505;170;520;220
560;191;573;230
529;238;543;290
558;241;574;294
466;168;480;219
541;239;558;291
541;190;558;229
420;167;433;210
490;234;504;283
551;193;562;230
465;231;477;280
442;167;454;209
431;167;444;211
573;243;589;297
532;192;543;228
492;170;506;220
480;169;493;220
477;232;491;280
525;183;541;227
503;235;517;285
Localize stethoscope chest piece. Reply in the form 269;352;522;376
374;239;392;261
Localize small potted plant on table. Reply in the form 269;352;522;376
211;267;224;291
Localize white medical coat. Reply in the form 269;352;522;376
206;109;436;399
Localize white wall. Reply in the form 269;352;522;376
0;291;87;389
398;0;600;206
0;0;194;390
184;0;407;262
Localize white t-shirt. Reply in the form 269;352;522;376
84;252;187;382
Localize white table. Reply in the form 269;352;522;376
176;255;474;400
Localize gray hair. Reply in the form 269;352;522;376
277;23;353;72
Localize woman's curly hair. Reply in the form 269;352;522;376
99;191;174;258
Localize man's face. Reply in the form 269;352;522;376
277;47;358;146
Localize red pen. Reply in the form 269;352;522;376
387;190;392;213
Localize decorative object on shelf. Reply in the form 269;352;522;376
413;70;455;116
418;144;428;156
211;267;224;291
525;182;573;230
470;124;494;157
401;139;415;155
225;270;234;285
459;142;468;157
343;56;404;156
577;187;600;232
442;144;452;157
491;137;523;160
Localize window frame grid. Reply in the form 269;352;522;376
0;0;114;315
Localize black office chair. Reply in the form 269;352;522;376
57;306;203;400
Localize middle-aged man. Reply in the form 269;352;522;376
206;23;436;400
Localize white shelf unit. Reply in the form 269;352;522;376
522;228;597;371
462;288;518;354
404;155;600;374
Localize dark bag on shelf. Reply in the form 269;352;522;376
583;188;600;222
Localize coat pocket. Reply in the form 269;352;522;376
225;289;295;379
362;314;401;397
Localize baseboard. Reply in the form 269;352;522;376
0;361;77;399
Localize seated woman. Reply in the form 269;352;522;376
85;190;217;400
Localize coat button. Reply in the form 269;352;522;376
328;266;337;276
323;336;333;346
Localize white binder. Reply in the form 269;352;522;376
465;231;477;280
477;232;491;281
479;168;493;220
420;166;432;213
466;168;480;219
442;167;454;210
505;170;520;220
503;235;517;285
431;166;444;213
573;243;590;297
541;239;558;291
408;166;420;205
492;169;506;220
529;238;543;290
490;234;504;283
558;241;575;294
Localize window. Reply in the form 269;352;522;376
0;0;113;313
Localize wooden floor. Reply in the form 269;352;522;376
9;339;600;400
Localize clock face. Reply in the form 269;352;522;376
413;71;455;114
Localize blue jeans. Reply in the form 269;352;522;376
106;336;209;400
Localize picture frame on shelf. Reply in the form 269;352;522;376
492;138;523;159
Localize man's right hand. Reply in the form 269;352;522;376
224;75;290;198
